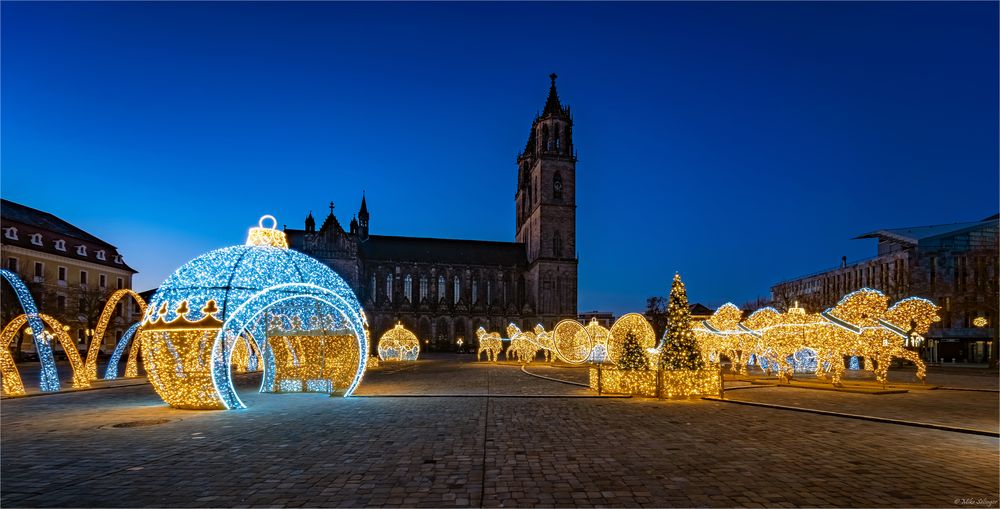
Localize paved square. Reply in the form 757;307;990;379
2;357;997;507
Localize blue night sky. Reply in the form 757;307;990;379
2;2;997;314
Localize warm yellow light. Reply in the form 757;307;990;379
245;215;289;248
974;316;988;327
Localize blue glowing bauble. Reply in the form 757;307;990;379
141;224;368;410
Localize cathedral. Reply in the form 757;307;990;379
285;74;578;349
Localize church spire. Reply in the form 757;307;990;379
357;192;369;240
542;73;564;117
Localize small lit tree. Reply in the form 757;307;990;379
617;330;648;371
660;273;703;370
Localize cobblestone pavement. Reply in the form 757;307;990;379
2;358;997;508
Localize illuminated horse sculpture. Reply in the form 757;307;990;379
533;324;556;362
819;290;937;385
504;324;540;363
693;289;938;386
476;327;503;362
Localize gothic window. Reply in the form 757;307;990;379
453;276;460;304
386;274;393;302
486;280;492;306
404;274;413;302
542;125;549;152
419;276;428;301
553;231;563;258
554;124;560;152
553;172;563;200
370;274;376;299
472;279;478;305
438;275;445;301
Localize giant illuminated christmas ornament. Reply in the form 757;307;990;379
137;216;368;410
607;313;656;365
692;288;938;385
377;323;420;362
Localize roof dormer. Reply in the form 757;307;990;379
3;227;17;240
54;239;66;251
76;245;88;256
96;249;106;261
114;254;123;264
30;233;42;246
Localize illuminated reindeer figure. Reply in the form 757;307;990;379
476;327;503;362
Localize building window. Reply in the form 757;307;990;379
99;274;107;288
34;262;43;278
30;233;42;246
437;276;445;301
117;277;123;289
76;245;87;256
3;227;17;240
419;276;428;302
553;172;563;200
77;329;85;344
113;254;123;264
487;280;492;306
370;274;376;299
58;267;66;282
80;270;88;285
6;257;16;271
57;295;66;311
385;274;392;302
115;302;123;317
472;279;478;305
453;276;460;304
553;231;563;258
54;239;66;251
404;274;413;302
95;250;106;261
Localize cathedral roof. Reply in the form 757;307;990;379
359;235;526;266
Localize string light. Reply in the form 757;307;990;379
607;313;656;365
377;323;420;362
139;216;368;410
103;322;141;380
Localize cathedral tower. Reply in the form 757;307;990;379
515;74;578;322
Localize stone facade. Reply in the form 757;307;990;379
1;199;138;357
771;215;999;363
286;76;579;350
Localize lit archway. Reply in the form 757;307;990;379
0;313;90;396
1;268;60;391
85;289;147;380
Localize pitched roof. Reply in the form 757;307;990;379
359;235;526;266
1;199;136;272
854;215;999;245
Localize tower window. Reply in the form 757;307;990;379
553;172;563;200
553;231;563;258
472;279;478;305
370;274;376;299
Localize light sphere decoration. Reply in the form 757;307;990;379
607;313;656;365
377;323;421;362
137;216;368;410
973;316;988;328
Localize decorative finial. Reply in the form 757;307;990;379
549;73;557;85
329;201;335;214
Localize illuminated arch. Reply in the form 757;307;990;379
104;323;139;380
1;268;59;391
0;313;90;395
85;289;147;380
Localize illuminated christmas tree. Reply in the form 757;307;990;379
660;272;703;370
617;331;648;370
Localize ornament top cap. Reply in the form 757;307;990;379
246;214;289;248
